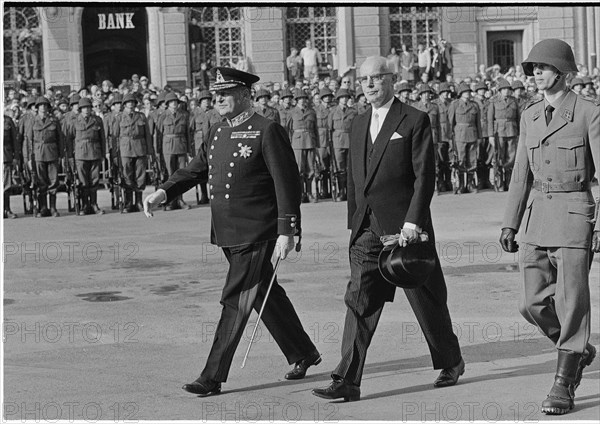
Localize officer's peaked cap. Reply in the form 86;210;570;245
210;67;260;91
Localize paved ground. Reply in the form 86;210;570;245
3;188;599;422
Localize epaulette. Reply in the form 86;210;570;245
524;97;543;111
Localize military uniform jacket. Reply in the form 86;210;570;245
329;105;357;149
503;91;600;247
315;104;332;148
278;107;293;129
115;111;153;158
473;96;490;138
159;109;190;155
69;114;106;160
434;98;452;142
254;105;281;125
147;108;164;155
189;107;211;148
488;96;520;137
286;106;318;149
18;112;35;158
161;111;301;247
414;101;441;144
448;99;481;143
4;115;19;163
28;115;64;162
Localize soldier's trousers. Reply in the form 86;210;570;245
333;148;348;174
455;141;478;172
519;243;591;354
35;160;59;195
165;154;187;178
121;156;146;191
495;136;517;170
436;142;451;176
200;240;317;382
477;137;494;167
293;148;316;179
75;159;101;191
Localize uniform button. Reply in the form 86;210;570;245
209;155;213;159
225;194;230;199
217;128;222;132
209;175;213;179
547;177;552;181
210;195;214;199
225;184;230;189
248;125;252;129
233;153;238;157
210;185;213;189
230;162;234;167
214;136;218;140
547;195;552;199
209;165;212;170
227;172;232;177
211;145;214;150
238;143;243;147
290;223;295;228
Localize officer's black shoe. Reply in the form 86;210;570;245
574;343;596;390
4;210;17;219
434;357;465;387
93;205;104;215
285;350;322;380
301;193;309;203
312;376;361;402
198;195;209;205
50;208;60;217
182;378;221;396
178;199;191;210
40;207;52;217
541;350;581;415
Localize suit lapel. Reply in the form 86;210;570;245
364;98;406;190
354;110;369;182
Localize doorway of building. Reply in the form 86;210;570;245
487;30;523;73
82;7;148;86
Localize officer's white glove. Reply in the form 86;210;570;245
143;189;166;218
275;235;295;260
489;136;495;147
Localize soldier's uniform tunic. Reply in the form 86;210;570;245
286;106;318;180
68;114;106;192
27;114;64;196
254;104;281;125
159;109;190;177
503;91;600;354
448;98;481;172
315;102;333;171
433;96;453;188
161;110;317;382
488;94;520;188
115;110;153;191
474;95;493;186
328;104;357;172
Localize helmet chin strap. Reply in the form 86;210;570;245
547;73;562;91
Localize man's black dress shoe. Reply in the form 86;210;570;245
182;378;222;396
285;351;322;380
312;377;360;402
434;357;465;387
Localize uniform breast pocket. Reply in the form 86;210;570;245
556;137;585;170
526;137;540;167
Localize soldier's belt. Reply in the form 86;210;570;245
294;129;308;132
164;133;186;137
495;118;516;122
533;180;590;193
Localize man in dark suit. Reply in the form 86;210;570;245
143;67;321;396
312;56;464;402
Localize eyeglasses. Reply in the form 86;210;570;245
358;73;393;84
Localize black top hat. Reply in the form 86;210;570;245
378;241;437;289
210;67;260;91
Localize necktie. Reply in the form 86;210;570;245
545;105;554;126
371;111;379;143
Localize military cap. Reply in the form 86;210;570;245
319;87;334;98
164;92;180;104
335;88;352;99
396;82;412;93
78;97;92;109
280;88;294;99
110;93;123;105
35;96;51;107
496;78;513;91
511;80;525;90
355;86;365;98
418;84;433;94
437;82;452;94
581;76;593;85
456;83;472;96
522;39;577;76
474;81;488;92
255;88;271;99
570;77;584;88
209;66;260;91
57;97;69;107
293;88;309;99
155;91;166;105
26;96;37;108
198;90;212;101
70;94;81;106
122;93;138;105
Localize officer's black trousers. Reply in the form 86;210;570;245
200;240;316;382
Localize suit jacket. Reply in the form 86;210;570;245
347;98;436;246
503;91;600;247
161;112;301;247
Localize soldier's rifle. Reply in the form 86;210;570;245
107;148;123;210
17;156;34;215
115;151;126;213
65;151;81;215
28;153;39;215
328;130;340;201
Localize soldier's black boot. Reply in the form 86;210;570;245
91;191;104;215
336;172;347;201
319;171;331;199
79;190;89;216
574;343;596;390
134;192;145;212
541;350;581;415
444;167;453;192
38;194;51;217
504;168;513;191
122;191;134;213
469;172;479;194
199;183;209;204
49;194;60;217
4;194;17;219
307;177;317;203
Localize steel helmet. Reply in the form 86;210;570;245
496;78;513;91
521;39;578;76
511;80;525;90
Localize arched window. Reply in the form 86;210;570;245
3;7;43;82
188;6;244;72
389;6;440;51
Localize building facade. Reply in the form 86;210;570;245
3;5;600;92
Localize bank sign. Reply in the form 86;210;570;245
98;13;136;30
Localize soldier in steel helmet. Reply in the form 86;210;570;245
570;77;584;96
315;87;335;198
328;88;357;201
500;38;600;416
277;88;294;127
473;81;493;190
3;109;20;219
433;82;453;192
253;89;281;124
488;78;520;192
66;97;106;215
413;85;443;193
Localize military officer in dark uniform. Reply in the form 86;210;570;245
488;78;520;191
253;89;281;124
143;66;321;396
500;38;600;416
448;83;481;194
433;82;454;192
26;97;64;217
473;81;493;190
277;88;294;127
328;88;357;201
286;88;319;203
3;112;20;219
315;87;334;198
414;85;443;192
158;92;191;210
67;97;106;215
116;94;153;213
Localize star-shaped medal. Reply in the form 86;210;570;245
239;145;252;158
